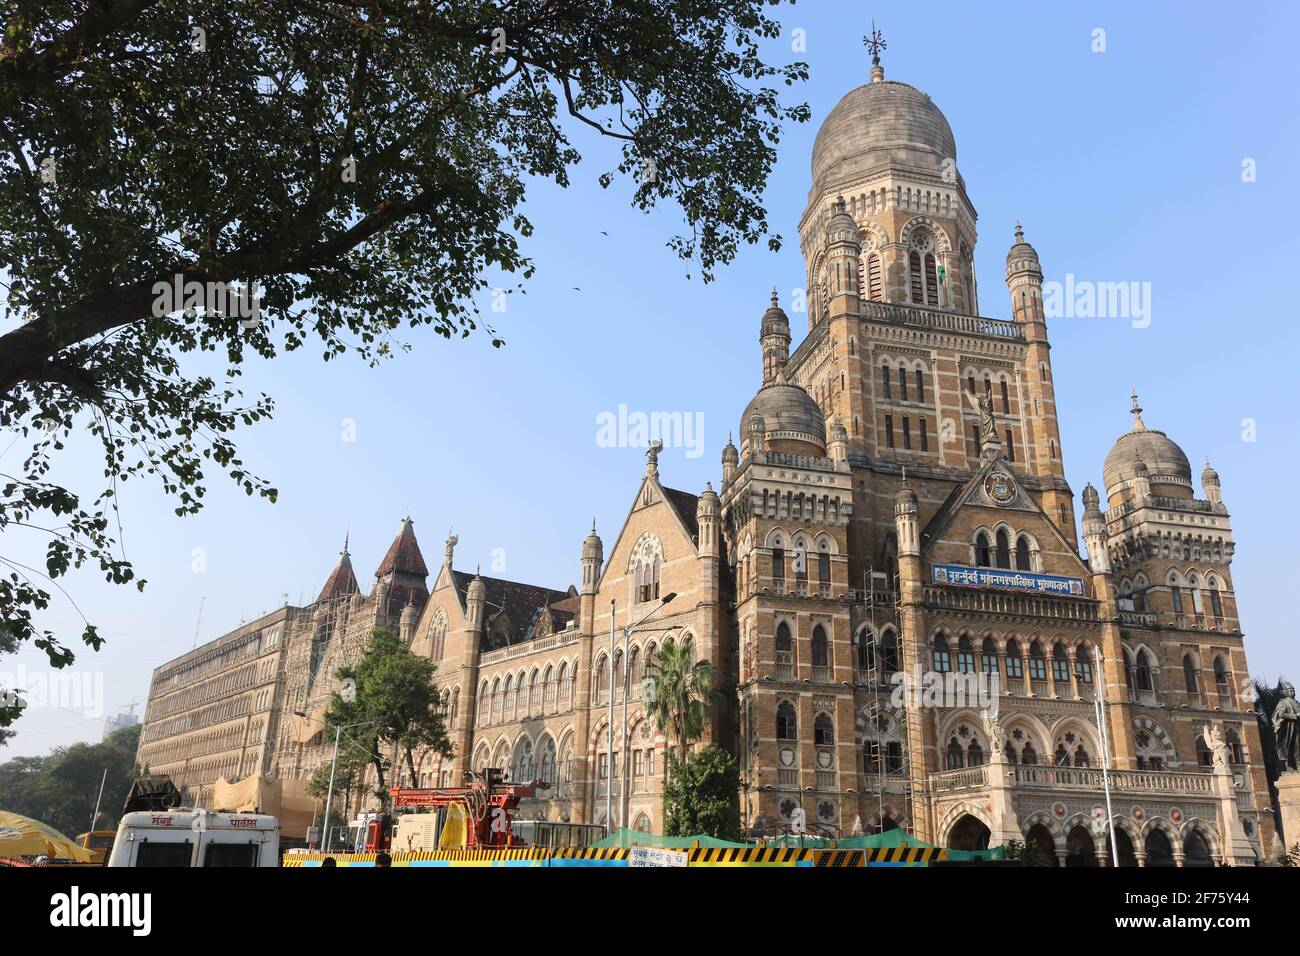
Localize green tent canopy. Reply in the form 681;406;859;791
591;827;750;849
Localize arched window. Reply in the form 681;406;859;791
1213;657;1230;697
1006;639;1023;679
1226;729;1244;764
558;662;571;707
947;737;965;769
775;621;794;678
594;654;608;703
1028;641;1047;682
1195;735;1213;769
981;638;999;674
956;635;975;674
515;739;534;782
923;253;939;306
811;624;830;677
539;737;557;785
1074;745;1090;767
856;627;874;673
1051;644;1070;685
915;366;926;403
1135;651;1154;691
881;362;891;399
632;535;662;604
865;252;883;302
975;531;991;567
1000;378;1010;414
814;713;834;746
909;251;924;303
995;529;1011;569
1075;646;1094;685
881;630;899;673
898;361;909;400
1015;535;1031;571
967;740;984;766
932;633;951;673
1183;654;1199;694
1054;744;1070;767
777;700;797;740
1021;742;1038;765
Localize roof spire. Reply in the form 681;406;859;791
1014;220;1024;243
1130;389;1146;430
864;20;886;82
770;286;779;308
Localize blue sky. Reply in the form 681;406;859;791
5;1;1299;757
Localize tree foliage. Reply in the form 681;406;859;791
0;721;141;835
643;637;720;764
0;0;808;725
324;627;452;804
662;744;740;840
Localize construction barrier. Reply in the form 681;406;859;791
284;846;938;868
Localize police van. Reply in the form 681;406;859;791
106;809;280;867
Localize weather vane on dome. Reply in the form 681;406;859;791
864;20;886;67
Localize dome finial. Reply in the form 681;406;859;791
770;287;779;308
1130;389;1146;430
1014;220;1024;243
864;21;886;81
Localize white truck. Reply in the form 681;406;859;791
106;809;280;867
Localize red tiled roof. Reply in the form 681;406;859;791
376;517;429;578
317;552;359;602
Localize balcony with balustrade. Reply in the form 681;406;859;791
930;763;1220;800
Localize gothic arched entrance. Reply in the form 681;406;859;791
1024;822;1058;866
1145;829;1175;866
1107;828;1138;867
1065;825;1096;866
947;814;990;851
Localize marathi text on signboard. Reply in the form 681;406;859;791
931;563;1084;597
628;846;689;867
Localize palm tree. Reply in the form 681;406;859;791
644;638;720;765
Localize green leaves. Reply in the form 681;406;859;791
662;745;741;840
0;1;804;704
323;627;453;802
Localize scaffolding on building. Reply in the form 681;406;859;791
858;566;911;835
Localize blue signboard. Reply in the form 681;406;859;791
931;563;1084;597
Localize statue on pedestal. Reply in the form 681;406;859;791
1274;681;1300;772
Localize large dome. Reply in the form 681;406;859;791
1102;395;1192;499
811;80;957;195
741;374;826;456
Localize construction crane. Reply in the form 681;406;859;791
386;768;548;850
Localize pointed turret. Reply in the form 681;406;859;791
376;517;429;579
317;535;360;603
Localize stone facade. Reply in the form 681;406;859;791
137;55;1273;865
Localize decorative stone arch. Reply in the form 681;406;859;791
857;219;889;251
1047;716;1102;762
937;802;993;845
737;532;754;560
999;712;1052;759
1179;817;1222;862
490;736;511;770
899;215;953;254
937;709;991;751
1165;567;1185;587
811;531;839;555
855;701;905;744
1132;715;1179;767
764;526;791;550
1019;809;1065;848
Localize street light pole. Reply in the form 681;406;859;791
606;598;616;833
322;724;342;852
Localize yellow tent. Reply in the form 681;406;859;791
0;812;94;861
